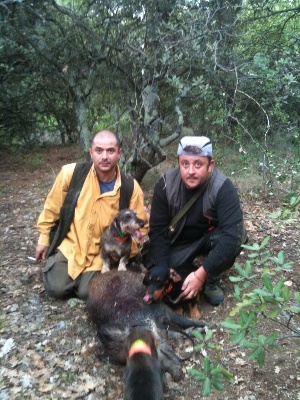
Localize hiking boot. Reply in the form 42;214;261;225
203;282;224;306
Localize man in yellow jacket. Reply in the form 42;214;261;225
35;130;148;300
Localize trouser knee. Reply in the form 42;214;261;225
42;251;73;299
75;271;100;300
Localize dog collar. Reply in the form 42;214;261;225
160;283;173;299
128;339;152;358
114;233;129;242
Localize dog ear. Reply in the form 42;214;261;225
154;336;160;349
144;266;169;282
142;272;150;285
120;338;130;363
169;268;182;283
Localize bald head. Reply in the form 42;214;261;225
89;129;122;181
91;130;121;148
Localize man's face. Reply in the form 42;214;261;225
178;155;214;189
89;133;122;177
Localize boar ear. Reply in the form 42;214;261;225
120;337;130;363
154;336;160;349
169;268;182;283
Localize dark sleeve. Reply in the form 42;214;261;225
202;179;245;277
148;177;172;269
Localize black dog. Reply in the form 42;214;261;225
101;209;144;273
122;326;165;400
87;270;207;382
142;264;202;319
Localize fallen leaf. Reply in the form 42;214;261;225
0;338;15;357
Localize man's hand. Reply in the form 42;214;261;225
179;266;207;300
35;245;49;263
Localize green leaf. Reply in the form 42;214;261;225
295;293;300;304
233;284;241;296
221;319;241;330
248;347;266;367
244;281;251;289
264;296;280;304
277;250;285;264
290;196;300;206
231;331;246;345
260;236;270;249
203;357;211;373
242;243;260;251
187;368;206;381
257;334;268;345
205;330;213;341
208;342;220;349
229;306;241;316
218;367;234;380
248;253;259;258
237;298;257;308
282;262;294;269
281;286;291;302
262;253;271;262
260;303;267;312
212;379;224;391
268;211;282;219
264;332;279;345
266;308;281;318
262;274;273;291
257;350;266;367
253;288;273;297
229;276;243;282
248;274;258;280
290;307;300;314
248;346;262;360
192;330;204;341
241;339;258;348
210;367;222;375
273;279;285;293
194;344;204;351
235;263;246;275
203;377;211;397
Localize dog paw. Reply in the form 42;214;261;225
190;307;202;320
118;264;127;271
101;265;110;274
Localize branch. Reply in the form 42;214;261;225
236;89;270;146
247;6;300;21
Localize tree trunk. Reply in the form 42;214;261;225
129;83;166;182
75;98;90;152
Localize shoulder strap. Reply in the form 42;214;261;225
169;182;208;234
47;161;92;257
203;168;227;218
119;173;134;210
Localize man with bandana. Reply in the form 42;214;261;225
146;136;247;306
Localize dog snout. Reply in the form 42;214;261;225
134;214;144;228
143;292;153;304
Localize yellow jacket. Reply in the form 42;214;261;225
37;163;148;279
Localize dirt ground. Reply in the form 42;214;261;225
0;145;299;400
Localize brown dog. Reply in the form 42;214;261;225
101;209;144;273
143;265;202;319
